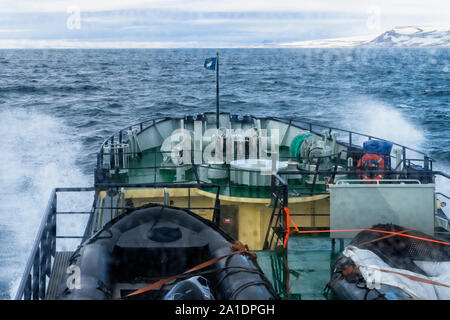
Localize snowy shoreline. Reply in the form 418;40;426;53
258;26;450;48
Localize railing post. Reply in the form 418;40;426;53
32;247;40;300
44;228;51;278
97;151;101;167
271;175;275;195
402;147;407;171
283;183;288;209
331;153;341;181
110;136;115;171
282;182;288;247
39;237;46;299
51;193;57;259
154;150;157;183
24;275;31;300
228;166;232;196
263;200;277;250
187;188;191;209
310;158;321;195
424;156;431;183
281;182;289;299
212;186;221;226
269;195;280;249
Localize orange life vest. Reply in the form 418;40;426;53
356;153;386;183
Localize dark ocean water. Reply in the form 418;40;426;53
0;48;448;299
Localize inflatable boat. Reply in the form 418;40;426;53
325;224;450;300
56;203;278;300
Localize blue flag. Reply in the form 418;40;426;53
204;57;216;70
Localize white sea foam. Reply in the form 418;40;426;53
340;98;450;218
342;99;425;149
0;108;91;299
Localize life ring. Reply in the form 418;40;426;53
356;153;386;183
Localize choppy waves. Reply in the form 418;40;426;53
0;108;91;298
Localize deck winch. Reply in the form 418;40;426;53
291;130;344;184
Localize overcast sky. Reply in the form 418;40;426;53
0;0;449;48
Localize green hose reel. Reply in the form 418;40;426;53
290;134;312;161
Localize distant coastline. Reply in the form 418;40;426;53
0;26;449;49
260;26;450;48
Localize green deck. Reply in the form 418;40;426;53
256;234;350;300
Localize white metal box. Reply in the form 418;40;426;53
329;182;435;238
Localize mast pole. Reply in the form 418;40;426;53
216;52;219;129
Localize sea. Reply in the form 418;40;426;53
0;48;448;299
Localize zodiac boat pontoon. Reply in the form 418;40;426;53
325;224;450;300
15;112;450;300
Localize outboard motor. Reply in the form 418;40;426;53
163;276;215;300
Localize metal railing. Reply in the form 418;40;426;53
97;113;430;161
270;116;429;158
96;149;445;199
15;181;222;300
94;113;438;197
94;182;222;226
335;179;421;185
15;187;95;300
437;192;450;201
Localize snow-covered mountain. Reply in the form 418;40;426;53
363;26;450;47
267;26;450;48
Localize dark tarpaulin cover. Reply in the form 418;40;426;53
363;140;393;155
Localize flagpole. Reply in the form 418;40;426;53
216;52;219;129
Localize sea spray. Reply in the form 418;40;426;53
0;108;91;299
340;97;450;217
341;98;425;149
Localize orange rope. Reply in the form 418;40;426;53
357;229;412;247
283;207;303;248
286;227;450;246
282;254;290;298
281;205;450;248
283;207;290;248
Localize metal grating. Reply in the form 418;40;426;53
45;251;73;300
